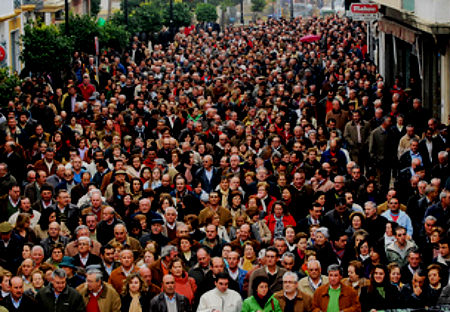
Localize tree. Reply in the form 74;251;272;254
120;0;142;11
99;20;130;54
251;0;266;12
0;68;21;106
195;3;218;23
162;2;192;28
60;14;99;55
128;2;163;34
20;23;74;76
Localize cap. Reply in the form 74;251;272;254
115;170;127;175
0;222;13;233
89;95;96;101
150;218;165;225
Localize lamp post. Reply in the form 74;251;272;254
170;0;173;28
240;0;244;24
124;0;128;26
290;0;294;20
65;0;69;35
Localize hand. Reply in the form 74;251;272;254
413;285;422;296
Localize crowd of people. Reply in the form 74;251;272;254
0;14;450;312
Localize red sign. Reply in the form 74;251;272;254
351;3;379;14
0;45;5;62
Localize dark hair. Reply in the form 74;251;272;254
214;271;230;282
251;275;269;295
368;264;389;292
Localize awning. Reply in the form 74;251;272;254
378;18;418;44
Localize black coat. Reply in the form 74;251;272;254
359;284;400;312
71;253;102;269
35;284;85;312
121;292;151;312
1;294;35;312
149;292;192;312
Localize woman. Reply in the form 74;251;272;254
169;149;184;173
228;211;250;242
227;190;246;218
264;201;296;239
359;264;400;312
45;243;64;266
382;221;398;247
136;248;157;268
24;269;45;298
178;236;197;270
388;262;403;291
200;211;230;242
127;155;144;179
140;167;153;188
16;258;34;291
292;233;308;271
284;226;296;252
13;213;37;244
355;239;372;277
357;181;380;206
242;276;282;312
157;193;174;216
342;260;370;296
239;241;258;271
121;273;150;312
169;257;197;304
346;211;365;237
312;227;337;271
246;206;271;246
22;243;33;261
130;178;143;201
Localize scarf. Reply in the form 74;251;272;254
129;292;142;312
242;257;255;271
254;291;273;310
274;216;284;238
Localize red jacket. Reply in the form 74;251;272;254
264;214;297;237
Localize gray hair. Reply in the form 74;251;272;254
86;269;103;282
31;245;44;254
52;268;67;279
165;206;178;216
161;245;177;258
315;227;329;239
425;186;437;196
75;225;89;236
307;259;321;270
281;252;295;262
439;151;448;159
424;215;437;223
327;264;342;275
440;190;450;201
258;248;266;260
78;236;91;245
364;201;377;210
283;271;299;282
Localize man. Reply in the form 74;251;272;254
188;248;211;289
199;224;226;257
364;201;388;241
81;192;108;221
161;207;184;241
424;190;450;228
229;223;260;256
33;148;60;177
323;197;351;237
85;213;98;242
76;269;121;312
195;155;220;193
107;224;142;255
139;217;170;249
198;191;232;227
377;189;407;215
0;184;21;220
40;222;70;258
312;264;361;312
227;251;247;295
71;172;91;205
35;268;85;312
149;245;178;285
288;171;313;221
297;202;323;230
71;237;102;269
138;266;161;299
1;276;35;312
381;197;414;237
344;110;370;168
386;226;418;268
248;246;286;296
108;249;138;294
298;260;329;297
197;272;242;312
99;244;120;282
274;271;312;312
0;222;24;273
31;183;54;212
149;274;191;312
401;249;423;285
8;197;41;228
65;225;101;257
0;163;17;197
50;189;80;234
24;170;47;204
96;207;123;246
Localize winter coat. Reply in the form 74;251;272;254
77;282;121;312
174;272;197;304
241;294;282;312
312;283;361;312
35;284;85;312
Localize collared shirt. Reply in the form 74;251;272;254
9;196;19;208
122;265;134;277
164;293;177;312
11;297;22;309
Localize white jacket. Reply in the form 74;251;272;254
197;288;242;312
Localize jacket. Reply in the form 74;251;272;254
35;284;85;312
242;294;282;312
385;239;418;267
274;289;312;312
1;294;36;312
120;292;150;312
264;214;297;238
198;206;232;227
359;284;399;312
312;283;361;312
108;266;139;294
76;282;121;312
173;272;197;304
298;275;329;298
149;292;192;312
248;266;286;297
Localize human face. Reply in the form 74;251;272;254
114;226;127;243
315;232;326;246
120;251;134;269
205;225;217;240
440;244;450;257
179;239;191;253
395;229;407;246
170;261;183;277
389;199;400;213
215;278;229;293
197;250;210;268
165;210;177;224
309;264;320;279
334;235;348;250
373;268;385;284
227;252;239;270
32;272;44;289
428;269;440;287
10;278;23;300
129;277;141;293
274;204;283;218
87;273;102;293
328;270;341;288
1;276;10;292
347;265;358;282
31;249;44;265
78;240;90;255
297;238;307;252
282;257;295;271
22;245;31;260
352;216;362;229
265;251;278;267
359;242;369;256
211;259;225;275
409;253;421;268
285;227;295;243
232;195;242;207
390;267;401;284
51;248;63;262
102;248;115;264
52;276;66;294
163;275;176;295
9;186;20;201
283;275;297;294
256;282;269;297
209;193;220;205
21;259;33;276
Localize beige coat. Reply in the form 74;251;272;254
298;275;329;297
77;282;121;312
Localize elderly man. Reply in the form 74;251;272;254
65;225;101;257
274;271;313;312
76;269;121;312
108;249;138;294
107;224;142;255
298;259;329;297
36;268;85;312
96;207;124;245
1;276;36;312
40;221;70;258
312;264;361;312
150;274;191;312
138;266;161;299
161;207;184;241
149;245;178;285
71;236;102;269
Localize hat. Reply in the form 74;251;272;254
239;65;247;71
88;95;97;101
115;170;127;175
59;256;76;269
0;222;13;233
150;217;165;225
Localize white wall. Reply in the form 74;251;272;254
0;0;14;17
415;0;450;23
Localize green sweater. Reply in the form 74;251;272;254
242;294;283;312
